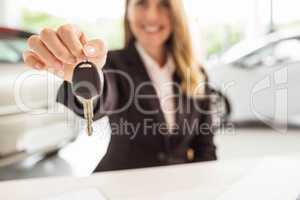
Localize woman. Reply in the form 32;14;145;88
23;0;217;171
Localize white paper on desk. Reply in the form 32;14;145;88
42;188;108;200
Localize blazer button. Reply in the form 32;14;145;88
186;148;195;161
157;152;166;162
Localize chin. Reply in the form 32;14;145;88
141;36;168;49
146;41;164;48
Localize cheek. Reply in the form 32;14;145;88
128;10;143;34
165;20;172;35
162;15;172;37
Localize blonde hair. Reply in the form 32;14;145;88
124;0;205;96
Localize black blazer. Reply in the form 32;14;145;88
57;42;217;172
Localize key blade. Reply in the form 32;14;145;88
86;122;93;136
81;99;94;136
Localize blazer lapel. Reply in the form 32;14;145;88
122;42;167;124
172;73;184;131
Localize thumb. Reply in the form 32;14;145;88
83;39;107;68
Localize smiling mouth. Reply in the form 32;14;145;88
142;25;163;33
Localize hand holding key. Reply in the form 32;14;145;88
23;24;108;135
23;24;107;82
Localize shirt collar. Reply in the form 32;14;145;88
135;42;175;75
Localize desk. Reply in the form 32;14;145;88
1;154;300;200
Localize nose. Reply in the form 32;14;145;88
144;5;160;22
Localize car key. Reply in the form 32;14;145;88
71;60;104;136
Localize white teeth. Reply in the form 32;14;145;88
144;25;160;33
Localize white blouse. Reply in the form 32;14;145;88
135;42;176;129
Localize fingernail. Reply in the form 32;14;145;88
84;45;96;57
35;63;43;70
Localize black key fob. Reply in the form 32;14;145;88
71;60;103;100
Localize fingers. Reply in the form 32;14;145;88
23;24;108;82
27;35;63;70
40;28;76;64
23;50;45;70
80;32;88;45
57;24;85;59
83;39;108;68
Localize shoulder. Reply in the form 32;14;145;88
199;65;209;82
106;48;126;62
103;48;128;70
107;47;131;61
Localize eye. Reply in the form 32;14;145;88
135;0;147;6
160;0;170;7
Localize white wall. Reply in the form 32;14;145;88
245;0;271;39
0;0;21;27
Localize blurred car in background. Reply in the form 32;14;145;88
207;29;300;125
0;27;77;167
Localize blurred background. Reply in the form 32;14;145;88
1;0;299;57
0;0;300;181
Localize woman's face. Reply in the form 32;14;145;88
127;0;172;50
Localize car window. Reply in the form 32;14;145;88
237;38;300;68
237;44;275;68
273;39;300;63
0;39;27;63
